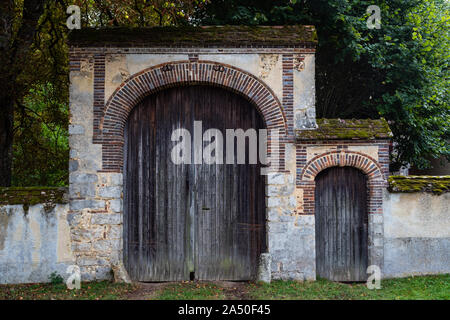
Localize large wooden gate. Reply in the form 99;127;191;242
315;167;368;282
123;85;267;281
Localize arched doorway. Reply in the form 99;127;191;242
123;85;267;281
315;167;368;282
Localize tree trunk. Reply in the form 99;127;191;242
0;0;45;186
0;96;14;186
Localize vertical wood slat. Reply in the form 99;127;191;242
315;167;368;282
124;85;266;281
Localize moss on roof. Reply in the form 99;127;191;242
68;25;317;47
296;118;393;141
388;176;450;195
0;187;68;212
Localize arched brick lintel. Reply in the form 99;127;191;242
99;60;287;136
95;60;288;172
300;150;385;182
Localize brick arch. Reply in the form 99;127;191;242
95;60;287;172
300;150;385;182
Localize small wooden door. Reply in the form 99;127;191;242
315;167;368;282
123;85;266;282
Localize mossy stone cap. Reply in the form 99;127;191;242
388;176;450;195
68;25;317;47
296;118;393;141
0;187;68;212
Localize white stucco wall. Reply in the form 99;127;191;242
383;191;450;278
0;204;75;284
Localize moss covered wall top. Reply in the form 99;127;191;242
296;118;393;141
68;25;317;47
0;187;68;212
388;176;450;195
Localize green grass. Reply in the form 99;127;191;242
154;282;227;300
0;281;135;300
248;275;450;300
0;275;448;300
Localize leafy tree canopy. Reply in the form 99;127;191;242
3;0;449;186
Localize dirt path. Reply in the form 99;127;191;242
124;281;252;300
212;281;251;300
124;282;167;300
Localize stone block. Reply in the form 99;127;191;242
106;225;122;239
91;213;122;225
269;222;288;234
95;266;113;280
110;173;123;186
256;253;272;283
70;173;98;184
70;200;105;211
267;197;281;208
77;256;108;267
267;173;285;185
267;208;280;221
110;199;122;213
70;183;96;198
98;186;122;198
93;239;120;252
69;124;85;135
69;160;79;172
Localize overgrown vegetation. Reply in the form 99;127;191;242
48;272;64;285
0;281;135;300
196;0;450;171
388;175;450;194
248;275;450;300
0;187;67;212
13;84;69;187
155;282;227;300
1;275;448;300
1;0;449;187
296;118;392;140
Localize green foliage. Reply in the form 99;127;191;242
12;83;69;186
0;275;448;300
7;0;449;186
48;272;64;285
197;0;450;170
156;282;227;300
0;281;135;300
249;275;450;300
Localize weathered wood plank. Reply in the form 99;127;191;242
124;85;266;281
315;167;368;282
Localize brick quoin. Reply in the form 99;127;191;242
93;60;289;172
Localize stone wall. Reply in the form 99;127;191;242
267;143;316;280
68;45;316;281
1;187;449;284
383;191;450;278
0;198;75;284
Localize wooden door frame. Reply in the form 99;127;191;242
122;85;269;281
314;166;369;281
298;151;387;277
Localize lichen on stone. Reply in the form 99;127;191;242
296;118;393;141
388;176;450;195
0;187;68;213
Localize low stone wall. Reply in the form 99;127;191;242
1;182;448;284
0;188;75;284
383;177;450;278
